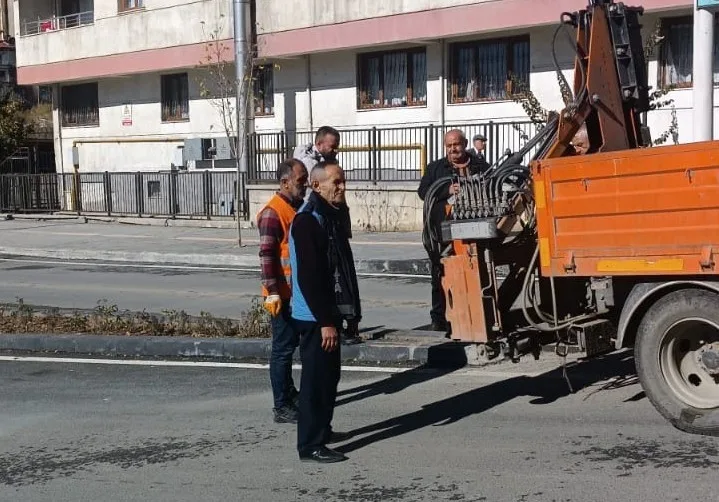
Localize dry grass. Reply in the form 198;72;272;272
0;298;271;339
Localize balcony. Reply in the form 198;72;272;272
21;10;94;36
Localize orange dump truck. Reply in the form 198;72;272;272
428;0;719;436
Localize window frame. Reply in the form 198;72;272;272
356;47;428;110
61;82;99;128
448;35;530;104
118;0;145;13
658;15;719;90
253;65;274;117
161;73;190;123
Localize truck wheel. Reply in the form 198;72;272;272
635;288;719;436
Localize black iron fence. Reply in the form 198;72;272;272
0;171;246;219
1;121;539;217
248;120;540;182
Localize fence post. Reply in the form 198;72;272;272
169;170;178;218
103;171;112;216
73;171;82;214
203;170;211;220
427;124;434;166
374;127;381;182
136;172;144;217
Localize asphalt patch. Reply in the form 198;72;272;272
0;431;273;487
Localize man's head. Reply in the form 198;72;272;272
444;129;469;164
310;161;346;208
571;125;589;155
276;158;308;203
472;133;486;153
314;126;340;161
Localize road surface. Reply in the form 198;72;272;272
1;353;717;501
0;258;431;330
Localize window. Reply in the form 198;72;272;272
161;73;189;122
660;16;719;88
357;49;427;109
118;0;144;12
147;180;161;198
61;83;99;127
38;86;53;105
449;36;530;103
253;65;274;116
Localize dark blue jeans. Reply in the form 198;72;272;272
269;302;300;409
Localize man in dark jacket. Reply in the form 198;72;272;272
288;160;361;464
417;129;490;333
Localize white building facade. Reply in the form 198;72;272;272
11;0;715;177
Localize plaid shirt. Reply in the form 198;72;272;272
257;193;298;296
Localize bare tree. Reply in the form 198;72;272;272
196;16;271;245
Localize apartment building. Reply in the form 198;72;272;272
12;0;714;176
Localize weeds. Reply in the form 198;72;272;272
0;298;271;339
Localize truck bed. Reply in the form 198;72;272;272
531;140;719;277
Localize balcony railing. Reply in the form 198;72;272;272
21;11;94;36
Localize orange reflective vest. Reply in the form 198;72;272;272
258;194;296;300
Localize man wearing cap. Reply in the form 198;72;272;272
470;133;489;166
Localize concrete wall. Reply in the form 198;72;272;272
14;0;232;67
256;0;491;35
247;183;424;231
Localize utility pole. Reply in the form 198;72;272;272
693;1;715;142
233;0;251;247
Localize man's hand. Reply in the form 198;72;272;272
263;295;282;317
321;326;339;352
448;183;460;195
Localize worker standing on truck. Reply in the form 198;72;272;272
289;161;362;463
257;158;309;424
418;129;489;333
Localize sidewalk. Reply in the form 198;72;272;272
0;215;430;275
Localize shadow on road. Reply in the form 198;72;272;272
336;350;639;454
337;342;468;407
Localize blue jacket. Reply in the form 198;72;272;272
289;192;361;325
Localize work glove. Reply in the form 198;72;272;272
263;295;282;317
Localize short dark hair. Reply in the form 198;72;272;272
315;126;340;144
276;158;304;182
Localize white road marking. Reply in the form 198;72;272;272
0;257;430;279
0;355;545;378
0;355;408;373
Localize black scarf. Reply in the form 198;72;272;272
304;192;362;322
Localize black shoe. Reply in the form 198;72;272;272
327;431;353;444
430;320;448;332
341;335;363;345
299;446;348;463
273;405;298;424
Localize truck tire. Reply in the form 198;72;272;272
635;288;719;436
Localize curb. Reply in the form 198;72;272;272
2;213;254;230
0;333;473;367
0;247;432;276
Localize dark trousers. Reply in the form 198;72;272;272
295;319;341;455
430;257;446;324
269;302;299;410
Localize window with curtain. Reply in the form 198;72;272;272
253;65;274;116
118;0;144;12
61;82;99;127
660;16;719;88
161;73;189;122
449;36;530;103
357;49;427;109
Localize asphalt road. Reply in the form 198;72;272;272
0;258;431;330
1;353;717;501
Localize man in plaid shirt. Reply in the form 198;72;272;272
258;159;308;424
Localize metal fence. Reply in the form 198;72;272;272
21;11;94;36
0;171;246;219
247;121;541;183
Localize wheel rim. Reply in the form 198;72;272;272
659;317;719;410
